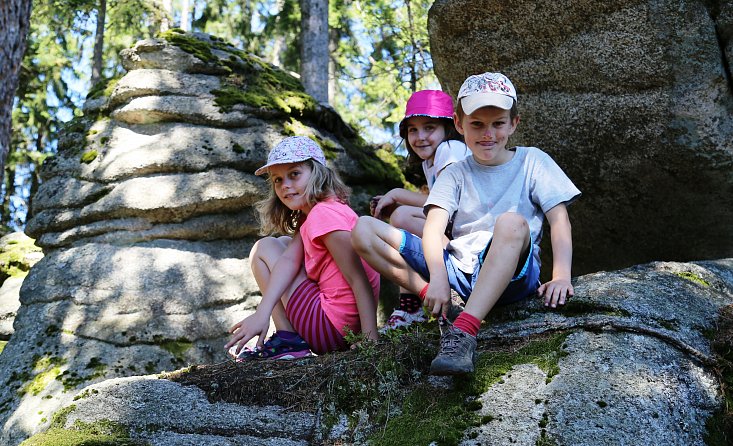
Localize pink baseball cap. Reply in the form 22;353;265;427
457;72;517;115
255;136;326;176
400;90;454;128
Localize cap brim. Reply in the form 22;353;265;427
460;94;514;115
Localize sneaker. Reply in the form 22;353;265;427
235;332;313;361
379;309;428;333
429;322;477;375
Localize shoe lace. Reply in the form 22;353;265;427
437;317;463;355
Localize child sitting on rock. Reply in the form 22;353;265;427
226;136;380;360
352;72;580;375
370;90;469;332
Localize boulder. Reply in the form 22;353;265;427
0;31;403;445
19;259;733;446
0;233;43;339
428;0;733;276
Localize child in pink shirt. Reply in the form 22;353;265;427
226;136;380;360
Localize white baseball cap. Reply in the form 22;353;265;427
457;72;517;115
255;136;326;176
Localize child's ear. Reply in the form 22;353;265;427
453;113;465;135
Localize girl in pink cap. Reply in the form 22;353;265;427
226;136;380;360
370;90;469;331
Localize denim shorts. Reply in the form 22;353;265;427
398;230;540;305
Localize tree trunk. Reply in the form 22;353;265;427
91;0;107;86
328;27;337;105
160;0;172;32
0;0;33;190
180;0;191;31
299;0;329;104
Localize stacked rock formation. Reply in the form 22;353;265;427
429;0;733;276
0;31;402;445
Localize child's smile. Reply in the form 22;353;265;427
269;162;313;214
406;116;447;162
456;107;518;166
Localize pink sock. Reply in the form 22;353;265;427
454;312;481;337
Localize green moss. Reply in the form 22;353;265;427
370;332;571;446
86;75;122;101
232;143;245;154
20;356;67;396
158;30;218;65
20;419;145;446
557;300;631;318
158;31;315;116
159;339;193;362
0;236;41;281
675;272;710;287
0;341;6;355
80;150;98;164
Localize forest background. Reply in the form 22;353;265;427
2;0;436;231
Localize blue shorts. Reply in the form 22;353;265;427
398;230;540;305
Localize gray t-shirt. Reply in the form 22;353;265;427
424;146;581;274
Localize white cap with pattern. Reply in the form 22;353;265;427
457;72;517;115
255;136;326;176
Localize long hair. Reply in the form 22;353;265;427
255;159;351;235
399;117;464;165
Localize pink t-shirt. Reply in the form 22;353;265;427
299;199;380;336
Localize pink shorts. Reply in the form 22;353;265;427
285;279;347;355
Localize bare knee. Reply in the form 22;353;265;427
389;206;411;229
493;212;529;242
250;236;288;260
352;216;377;253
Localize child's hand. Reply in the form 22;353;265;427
224;311;270;356
372;194;397;219
538;279;574;309
423;282;451;317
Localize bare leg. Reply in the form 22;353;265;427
389;205;426;237
351;216;427;294
249;236;308;332
463;212;531;320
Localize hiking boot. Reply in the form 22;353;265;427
235;332;313;361
379;309;428;333
429;323;477;375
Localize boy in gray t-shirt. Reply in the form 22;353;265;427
352;72;580;375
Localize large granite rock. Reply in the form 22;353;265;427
19;259;733;445
0;233;43;339
429;0;733;276
0;32;403;445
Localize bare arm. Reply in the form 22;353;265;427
537;203;573;308
422;206;451;317
323;230;379;341
226;233;304;353
373;188;428;219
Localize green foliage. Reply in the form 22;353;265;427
0;341;6;355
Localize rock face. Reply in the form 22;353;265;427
0;232;43;339
20;259;733;445
0;32;402;445
429;0;733;276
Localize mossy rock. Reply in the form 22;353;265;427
0;234;42;282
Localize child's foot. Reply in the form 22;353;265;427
379;309;427;333
429;322;477;375
234;331;313;361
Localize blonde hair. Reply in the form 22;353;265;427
255;160;351;235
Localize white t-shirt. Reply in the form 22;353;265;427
422;140;471;189
425;146;581;273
